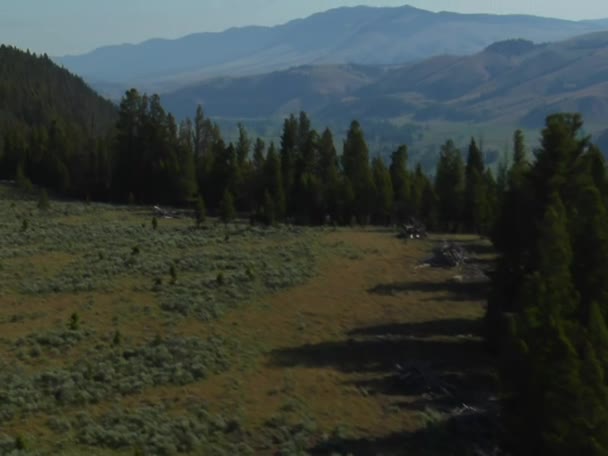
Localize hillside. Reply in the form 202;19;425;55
162;64;391;120
0;45;117;195
162;32;608;131
0;45;116;133
373;32;608;126
56;5;606;93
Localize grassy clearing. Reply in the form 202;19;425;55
0;184;496;455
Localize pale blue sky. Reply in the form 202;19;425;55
1;0;607;56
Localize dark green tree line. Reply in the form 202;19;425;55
488;114;608;455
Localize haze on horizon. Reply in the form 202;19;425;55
1;0;607;56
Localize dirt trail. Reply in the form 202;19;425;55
183;229;492;451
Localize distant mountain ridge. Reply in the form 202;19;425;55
56;5;607;93
160;31;608;129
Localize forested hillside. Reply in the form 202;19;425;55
4;45;608;239
0;45;117;196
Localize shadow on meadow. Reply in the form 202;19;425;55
367;279;490;302
309;408;502;456
269;282;499;454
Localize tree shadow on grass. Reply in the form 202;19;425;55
268;316;499;454
269;317;496;399
368;279;490;302
310;409;502;456
348;318;482;339
272;331;489;370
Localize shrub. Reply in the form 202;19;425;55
169;264;177;285
220;190;236;224
71;402;244;455
15;165;33;192
195;196;206;227
37;189;50;211
14;435;26;450
68;313;80;331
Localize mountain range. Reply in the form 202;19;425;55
161;32;608;129
56;5;608;94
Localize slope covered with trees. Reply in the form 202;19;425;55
0;46;498;228
0;45;117;196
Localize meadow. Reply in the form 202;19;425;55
0;184;496;455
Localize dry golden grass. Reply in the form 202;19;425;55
0;201;495;454
99;229;494;453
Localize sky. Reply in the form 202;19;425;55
1;0;607;56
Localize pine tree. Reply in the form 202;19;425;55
253;138;266;173
502;195;582;455
318;128;340;220
172;117;197;203
464;138;485;232
280;114;298;214
482;169;498;234
264;143;286;220
390;145;411;223
568;183;608;322
372;156;394;225
513;129;526;165
342;121;374;224
263;190;276;226
236;123;251;166
493;115;608;455
496;143;511;196
435;139;464;231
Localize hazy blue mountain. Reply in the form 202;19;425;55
161;64;390;120
582;18;608;28
161;31;608;129
56;5;605;92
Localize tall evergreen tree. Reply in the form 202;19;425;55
342;120;374;224
280;114;298;214
390;145;411;222
513;129;527;166
464;138;486;232
235;123;251;166
264;143;286;220
318;128;340;220
371;156;394;225
502;195;608;455
251;137;266;208
435;139;464;231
